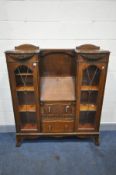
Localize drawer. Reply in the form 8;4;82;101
41;102;75;116
42;121;74;133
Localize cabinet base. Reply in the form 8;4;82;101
16;133;99;147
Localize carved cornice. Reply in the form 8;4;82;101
80;53;106;61
40;50;75;58
9;53;35;61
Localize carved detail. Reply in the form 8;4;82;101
80;53;106;60
40;50;75;58
76;44;100;51
15;44;39;51
9;53;35;60
7;44;40;61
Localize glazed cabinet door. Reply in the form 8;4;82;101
76;62;108;131
7;61;40;133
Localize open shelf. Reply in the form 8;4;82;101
80;104;96;111
79;111;96;130
16;86;34;91
18;105;36;112
81;86;98;91
15;73;33;76
40;76;76;101
21;124;37;131
78;123;95;130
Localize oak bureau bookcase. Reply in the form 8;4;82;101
5;44;110;146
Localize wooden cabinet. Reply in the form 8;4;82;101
5;44;110;146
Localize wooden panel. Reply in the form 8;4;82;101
40;77;75;101
42;120;74;133
5;53;39;63
40;50;76;76
41;102;75;119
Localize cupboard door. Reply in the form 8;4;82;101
7;62;40;132
76;63;107;131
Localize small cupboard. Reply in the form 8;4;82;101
5;44;110;146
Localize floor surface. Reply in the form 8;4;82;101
0;131;116;175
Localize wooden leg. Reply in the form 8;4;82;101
16;136;23;147
94;135;100;146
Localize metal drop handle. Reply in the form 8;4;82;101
65;105;70;113
48;106;51;113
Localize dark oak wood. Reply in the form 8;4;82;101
40;49;76;77
76;44;100;51
5;44;110;146
15;44;39;51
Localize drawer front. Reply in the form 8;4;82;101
41;103;75;116
42;121;74;133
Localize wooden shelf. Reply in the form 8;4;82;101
16;86;34;91
19;105;36;112
15;73;32;76
80;104;96;111
81;86;98;91
79;123;95;130
21;124;37;131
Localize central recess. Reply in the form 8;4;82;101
39;50;76;133
40;50;76;102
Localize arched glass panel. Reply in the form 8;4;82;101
15;65;33;87
79;65;101;130
82;65;101;86
14;65;37;131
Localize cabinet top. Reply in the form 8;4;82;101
5;44;40;54
5;43;110;54
75;44;110;54
75;49;110;54
5;50;40;54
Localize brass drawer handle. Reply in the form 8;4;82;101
48;125;52;131
48;106;51;113
65;105;70;113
